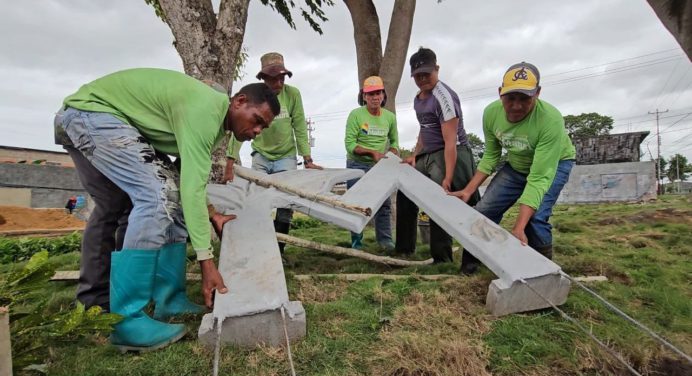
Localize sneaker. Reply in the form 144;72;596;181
378;241;396;252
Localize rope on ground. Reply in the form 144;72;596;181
562;271;692;364
280;305;297;376
519;278;643;376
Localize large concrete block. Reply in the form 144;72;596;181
486;274;571;316
198;301;306;348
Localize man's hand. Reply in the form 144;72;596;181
448;187;474;202
401;155;416;167
441;177;453;192
211;213;237;238
199;259;228;308
222;161;235;184
511;226;528;246
372;151;387;162
305;161;324;170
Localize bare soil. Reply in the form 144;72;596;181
0;206;85;231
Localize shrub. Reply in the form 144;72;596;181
0;233;82;264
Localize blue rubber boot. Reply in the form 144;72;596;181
153;243;205;320
110;249;186;352
351;232;364;249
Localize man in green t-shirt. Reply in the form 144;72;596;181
344;76;399;250
56;68;280;351
449;62;576;274
224;52;321;253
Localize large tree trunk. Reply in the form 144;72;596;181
344;0;416;113
158;0;251;182
379;0;416;112
647;0;692;61
344;0;383;86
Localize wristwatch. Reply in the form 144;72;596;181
303;157;313;164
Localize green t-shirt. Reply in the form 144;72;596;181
227;84;309;161
477;99;576;210
344;106;399;164
63;68;229;260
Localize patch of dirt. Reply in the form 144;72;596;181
0;206;85;231
650;356;692;376
597;217;625;226
626;208;692;225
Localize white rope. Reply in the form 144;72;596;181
519;278;642;376
280;305;297;376
562;271;692;364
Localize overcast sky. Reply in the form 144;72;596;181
1;0;691;167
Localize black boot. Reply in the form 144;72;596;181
274;220;290;254
460;249;480;275
534;245;553;260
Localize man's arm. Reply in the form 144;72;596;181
223;135;243;183
440;118;459;192
289;88;321;169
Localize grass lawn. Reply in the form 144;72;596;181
1;195;691;375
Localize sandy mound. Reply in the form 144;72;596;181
0;206;85;231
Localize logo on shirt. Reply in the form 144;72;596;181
499;132;530;152
360;123;387;136
274;107;289;120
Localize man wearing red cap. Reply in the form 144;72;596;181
449;62;576;274
224;52;321;253
344;76;399;250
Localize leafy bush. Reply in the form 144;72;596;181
291;216;323;230
0;233;82;264
1;251;120;371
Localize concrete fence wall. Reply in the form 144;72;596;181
0;163;86;208
558;161;657;203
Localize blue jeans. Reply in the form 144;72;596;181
346;159;393;245
251;151;297;224
475;160;574;249
60;108;187;250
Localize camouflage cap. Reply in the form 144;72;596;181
256;52;293;79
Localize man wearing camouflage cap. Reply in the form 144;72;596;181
449;62;576;274
225;52;321;253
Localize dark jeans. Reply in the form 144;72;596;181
461;160;574;265
396;145;480;262
346;159;393;245
66;146;131;310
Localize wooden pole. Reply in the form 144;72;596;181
0;306;12;376
276;233;433;266
234;168;372;216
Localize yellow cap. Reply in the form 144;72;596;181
499;62;540;96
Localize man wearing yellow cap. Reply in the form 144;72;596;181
344;76;399;250
225;52;321;253
449;62;576;274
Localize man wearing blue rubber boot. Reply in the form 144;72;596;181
57;69;279;352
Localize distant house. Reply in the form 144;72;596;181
572;131;650;165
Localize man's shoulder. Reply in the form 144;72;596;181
535;99;562;117
282;84;302;96
432;81;460;102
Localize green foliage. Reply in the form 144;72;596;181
467;132;484;163
0;233;82;264
1;251;121;371
564;112;614;138
666;153;691;182
290;215;323;229
259;0;334;34
143;0;165;22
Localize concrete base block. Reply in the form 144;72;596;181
198;301;306;348
486;274;571;316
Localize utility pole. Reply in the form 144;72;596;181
306;117;315;148
649;109;668;194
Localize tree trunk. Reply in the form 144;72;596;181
647;0;692;61
344;0;383;88
344;0;416;114
379;0;416;112
157;0;251;182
